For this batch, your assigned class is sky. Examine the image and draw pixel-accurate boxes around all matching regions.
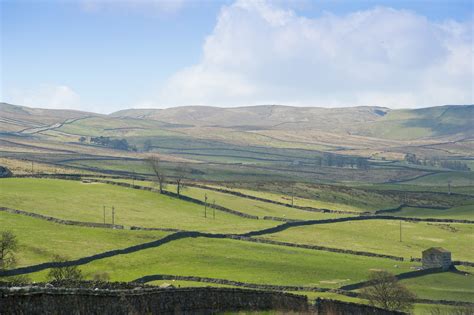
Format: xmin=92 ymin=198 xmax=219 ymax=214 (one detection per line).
xmin=1 ymin=0 xmax=473 ymax=113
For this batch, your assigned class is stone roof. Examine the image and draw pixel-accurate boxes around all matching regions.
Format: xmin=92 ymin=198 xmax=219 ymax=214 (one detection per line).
xmin=422 ymin=247 xmax=450 ymax=254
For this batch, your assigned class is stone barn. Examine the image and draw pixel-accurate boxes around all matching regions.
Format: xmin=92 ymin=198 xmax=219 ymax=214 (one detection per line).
xmin=422 ymin=247 xmax=452 ymax=270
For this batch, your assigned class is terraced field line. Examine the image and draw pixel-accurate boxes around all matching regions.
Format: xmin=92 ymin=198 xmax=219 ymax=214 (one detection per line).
xmin=2 ymin=206 xmax=474 ymax=278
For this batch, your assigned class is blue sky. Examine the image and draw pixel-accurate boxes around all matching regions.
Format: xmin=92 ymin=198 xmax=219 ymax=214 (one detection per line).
xmin=1 ymin=0 xmax=473 ymax=113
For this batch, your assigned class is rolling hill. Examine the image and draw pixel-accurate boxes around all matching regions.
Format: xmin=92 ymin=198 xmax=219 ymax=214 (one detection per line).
xmin=2 ymin=102 xmax=472 ymax=141
xmin=111 ymin=104 xmax=474 ymax=140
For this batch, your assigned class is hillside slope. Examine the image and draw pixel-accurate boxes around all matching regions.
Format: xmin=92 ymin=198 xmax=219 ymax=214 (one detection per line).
xmin=112 ymin=104 xmax=473 ymax=140
xmin=0 ymin=103 xmax=98 ymax=133
xmin=111 ymin=105 xmax=389 ymax=130
xmin=1 ymin=103 xmax=472 ymax=141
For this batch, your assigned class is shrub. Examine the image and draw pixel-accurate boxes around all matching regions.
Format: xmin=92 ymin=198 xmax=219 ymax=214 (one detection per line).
xmin=47 ymin=255 xmax=83 ymax=282
xmin=0 ymin=231 xmax=18 ymax=271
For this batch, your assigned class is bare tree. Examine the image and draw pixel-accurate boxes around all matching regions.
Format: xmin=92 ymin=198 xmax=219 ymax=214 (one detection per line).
xmin=0 ymin=231 xmax=18 ymax=271
xmin=47 ymin=255 xmax=83 ymax=282
xmin=175 ymin=165 xmax=188 ymax=198
xmin=361 ymin=270 xmax=416 ymax=313
xmin=147 ymin=155 xmax=166 ymax=193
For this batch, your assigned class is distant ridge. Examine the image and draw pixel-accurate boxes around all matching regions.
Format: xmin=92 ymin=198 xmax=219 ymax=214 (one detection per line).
xmin=1 ymin=102 xmax=472 ymax=140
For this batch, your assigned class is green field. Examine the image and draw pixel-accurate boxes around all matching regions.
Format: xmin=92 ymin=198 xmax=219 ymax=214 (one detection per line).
xmin=390 ymin=204 xmax=474 ymax=220
xmin=1 ymin=176 xmax=473 ymax=311
xmin=262 ymin=219 xmax=474 ymax=261
xmin=89 ymin=178 xmax=355 ymax=220
xmin=403 ymin=171 xmax=474 ymax=186
xmin=0 ymin=211 xmax=169 ymax=267
xmin=0 ymin=178 xmax=277 ymax=233
xmin=26 ymin=236 xmax=413 ymax=288
xmin=205 ymin=184 xmax=372 ymax=213
xmin=170 ymin=184 xmax=351 ymax=220
xmin=400 ymin=270 xmax=474 ymax=303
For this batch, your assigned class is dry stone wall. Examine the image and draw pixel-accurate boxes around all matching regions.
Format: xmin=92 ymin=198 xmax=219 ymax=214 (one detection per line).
xmin=0 ymin=207 xmax=124 ymax=229
xmin=1 ymin=287 xmax=308 ymax=315
xmin=0 ymin=286 xmax=406 ymax=315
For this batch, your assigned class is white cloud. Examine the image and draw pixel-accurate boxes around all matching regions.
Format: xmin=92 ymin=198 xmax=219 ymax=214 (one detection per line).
xmin=5 ymin=84 xmax=82 ymax=110
xmin=158 ymin=0 xmax=474 ymax=108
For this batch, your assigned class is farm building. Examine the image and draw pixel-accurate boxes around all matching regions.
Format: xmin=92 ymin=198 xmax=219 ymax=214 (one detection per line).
xmin=422 ymin=247 xmax=452 ymax=270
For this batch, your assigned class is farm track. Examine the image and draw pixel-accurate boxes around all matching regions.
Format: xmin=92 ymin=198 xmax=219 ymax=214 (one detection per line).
xmin=17 ymin=116 xmax=92 ymax=135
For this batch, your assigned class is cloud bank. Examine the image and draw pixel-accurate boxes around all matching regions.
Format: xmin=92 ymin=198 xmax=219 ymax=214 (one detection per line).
xmin=5 ymin=85 xmax=82 ymax=110
xmin=158 ymin=0 xmax=473 ymax=108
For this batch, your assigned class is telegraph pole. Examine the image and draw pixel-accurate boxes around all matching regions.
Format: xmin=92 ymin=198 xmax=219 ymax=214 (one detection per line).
xmin=448 ymin=180 xmax=452 ymax=195
xmin=112 ymin=206 xmax=115 ymax=227
xmin=204 ymin=194 xmax=208 ymax=218
xmin=399 ymin=220 xmax=402 ymax=242
xmin=103 ymin=206 xmax=106 ymax=224
xmin=213 ymin=200 xmax=216 ymax=219
xmin=291 ymin=184 xmax=294 ymax=207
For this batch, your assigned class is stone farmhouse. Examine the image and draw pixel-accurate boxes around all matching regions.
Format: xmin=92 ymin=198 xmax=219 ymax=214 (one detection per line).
xmin=422 ymin=247 xmax=452 ymax=270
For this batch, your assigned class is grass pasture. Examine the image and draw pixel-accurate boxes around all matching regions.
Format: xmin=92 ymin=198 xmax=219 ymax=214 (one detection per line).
xmin=170 ymin=184 xmax=351 ymax=220
xmin=0 ymin=177 xmax=472 ymax=310
xmin=400 ymin=269 xmax=474 ymax=303
xmin=204 ymin=184 xmax=371 ymax=213
xmin=390 ymin=204 xmax=474 ymax=220
xmin=0 ymin=178 xmax=277 ymax=233
xmin=88 ymin=178 xmax=354 ymax=220
xmin=0 ymin=211 xmax=169 ymax=267
xmin=402 ymin=171 xmax=474 ymax=187
xmin=262 ymin=220 xmax=474 ymax=261
xmin=25 ymin=236 xmax=413 ymax=288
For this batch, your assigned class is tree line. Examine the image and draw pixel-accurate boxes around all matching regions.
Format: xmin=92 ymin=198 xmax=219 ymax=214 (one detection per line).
xmin=405 ymin=153 xmax=470 ymax=171
xmin=79 ymin=136 xmax=137 ymax=152
xmin=314 ymin=153 xmax=370 ymax=170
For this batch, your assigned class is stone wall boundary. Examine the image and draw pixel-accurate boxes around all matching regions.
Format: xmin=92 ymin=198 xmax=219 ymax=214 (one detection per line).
xmin=86 ymin=178 xmax=260 ymax=220
xmin=187 ymin=183 xmax=364 ymax=215
xmin=0 ymin=207 xmax=124 ymax=230
xmin=0 ymin=286 xmax=309 ymax=315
